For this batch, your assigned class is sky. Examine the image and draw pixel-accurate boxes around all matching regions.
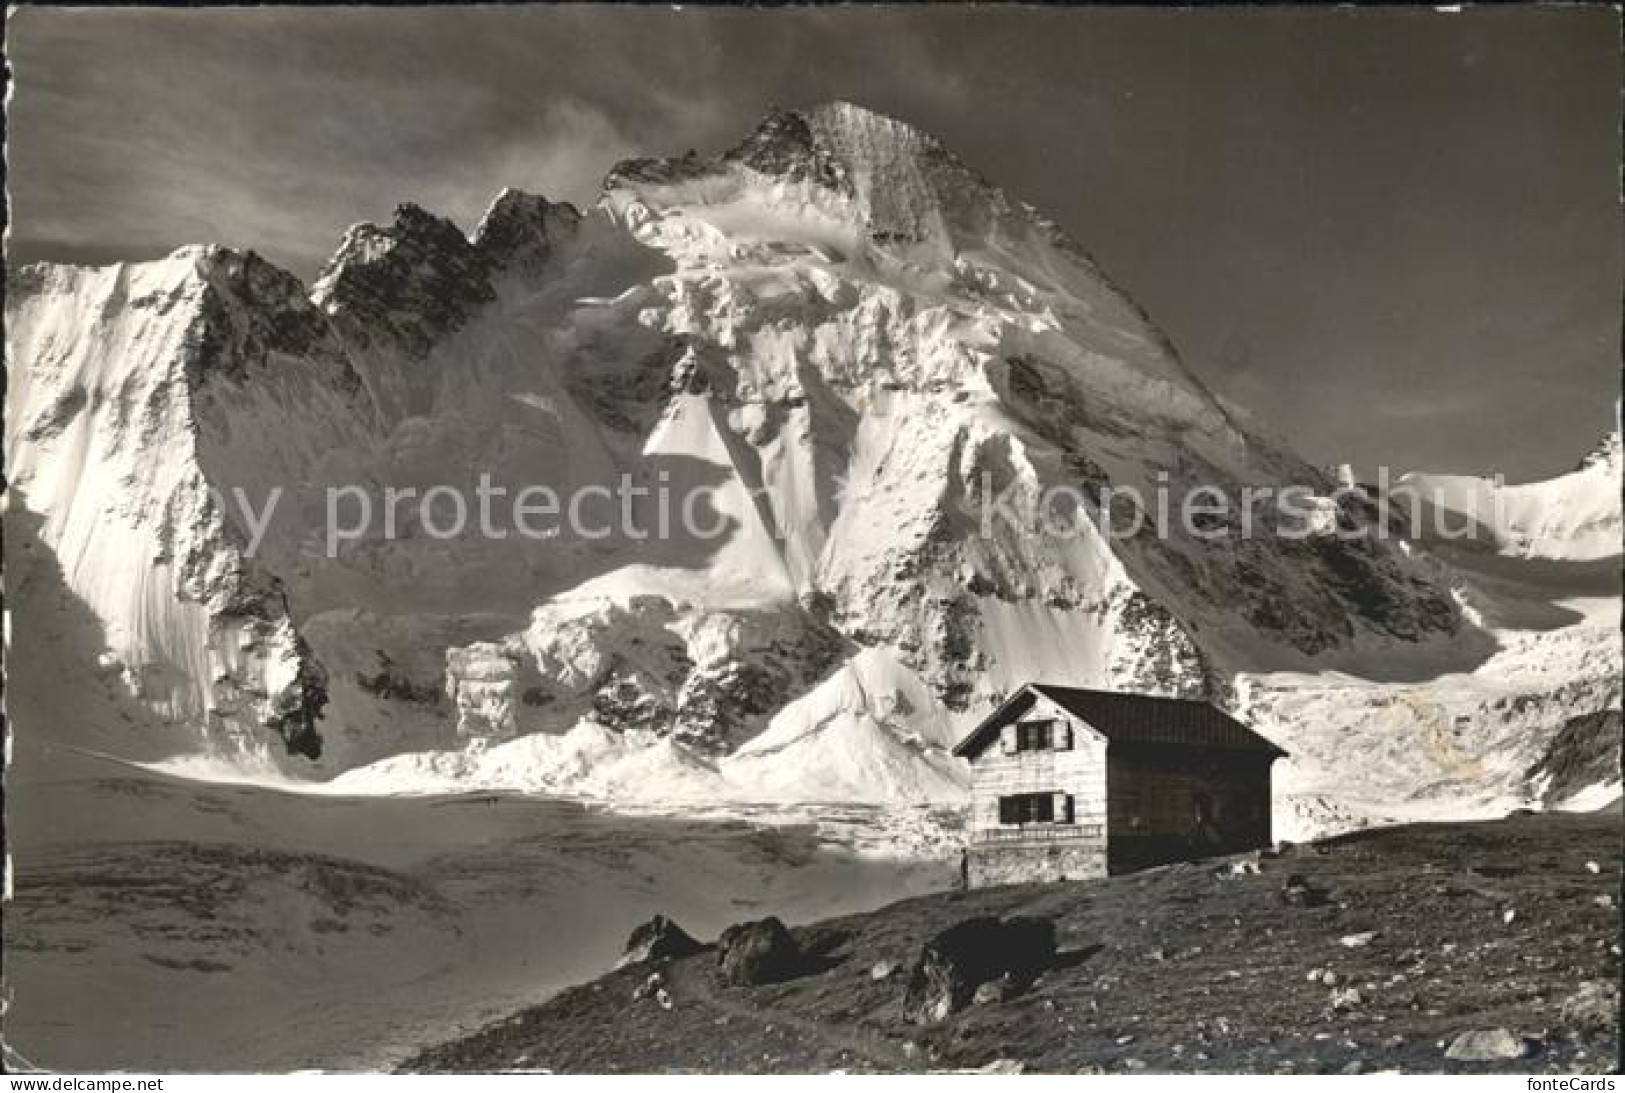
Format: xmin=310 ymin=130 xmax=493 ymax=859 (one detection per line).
xmin=6 ymin=6 xmax=1620 ymax=479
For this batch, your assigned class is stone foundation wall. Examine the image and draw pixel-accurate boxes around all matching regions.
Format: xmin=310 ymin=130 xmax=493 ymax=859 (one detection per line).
xmin=966 ymin=839 xmax=1107 ymax=887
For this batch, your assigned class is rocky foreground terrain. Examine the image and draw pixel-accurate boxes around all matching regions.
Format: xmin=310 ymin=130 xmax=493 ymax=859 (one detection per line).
xmin=406 ymin=807 xmax=1621 ymax=1074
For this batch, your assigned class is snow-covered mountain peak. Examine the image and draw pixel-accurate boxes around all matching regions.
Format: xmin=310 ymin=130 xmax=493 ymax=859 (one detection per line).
xmin=1398 ymin=426 xmax=1622 ymax=563
xmin=800 ymin=98 xmax=936 ymax=145
xmin=311 ymin=203 xmax=499 ymax=358
xmin=184 ymin=246 xmax=364 ymax=395
xmin=19 ymin=102 xmax=1605 ymax=822
xmin=796 ymin=100 xmax=1015 ymax=244
xmin=311 ymin=192 xmax=580 ymax=350
xmin=4 ymin=243 xmax=365 ymax=765
xmin=600 ymin=100 xmax=1042 ymax=259
xmin=318 ymin=203 xmax=473 ymax=277
xmin=472 ymin=188 xmax=582 ymax=276
xmin=305 ymin=191 xmax=586 ymax=423
xmin=721 ymin=105 xmax=854 ymax=193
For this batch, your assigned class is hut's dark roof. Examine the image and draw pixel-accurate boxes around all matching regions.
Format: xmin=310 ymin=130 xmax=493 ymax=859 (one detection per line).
xmin=952 ymin=684 xmax=1287 ymax=758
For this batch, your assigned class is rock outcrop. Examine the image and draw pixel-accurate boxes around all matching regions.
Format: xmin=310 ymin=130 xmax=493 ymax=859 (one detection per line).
xmin=716 ymin=917 xmax=806 ymax=986
xmin=620 ymin=915 xmax=706 ymax=968
xmin=902 ymin=915 xmax=1057 ymax=1023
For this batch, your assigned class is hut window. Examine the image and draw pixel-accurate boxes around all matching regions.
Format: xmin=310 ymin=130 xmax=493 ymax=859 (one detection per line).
xmin=1018 ymin=721 xmax=1049 ymax=751
xmin=998 ymin=792 xmax=1068 ymax=825
xmin=997 ymin=718 xmax=1075 ymax=755
xmin=1016 ymin=719 xmax=1071 ymax=751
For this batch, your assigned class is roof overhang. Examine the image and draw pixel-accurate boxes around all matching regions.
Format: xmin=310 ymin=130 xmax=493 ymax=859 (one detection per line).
xmin=951 ymin=682 xmax=1288 ymax=760
xmin=951 ymin=684 xmax=1042 ymax=759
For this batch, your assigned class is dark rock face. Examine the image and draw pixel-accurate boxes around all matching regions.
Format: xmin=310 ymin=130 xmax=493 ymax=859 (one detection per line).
xmin=669 ymin=620 xmax=848 ymax=754
xmin=723 ymin=108 xmax=852 ymax=195
xmin=716 ymin=917 xmax=806 ymax=986
xmin=903 ymin=916 xmax=1057 ymax=1024
xmin=1522 ymin=710 xmax=1623 ymax=805
xmin=621 ymin=915 xmax=705 ymax=967
xmin=315 ymin=191 xmax=577 ymax=360
xmin=547 ymin=601 xmax=848 ymax=755
xmin=263 ymin=632 xmax=329 ymax=760
xmin=22 ymin=383 xmax=90 ymax=444
xmin=310 ymin=193 xmax=579 ymax=426
xmin=601 ymin=151 xmax=716 ymax=192
xmin=602 ymin=107 xmax=853 ymax=197
xmin=315 ymin=203 xmax=498 ymax=361
xmin=189 ymin=247 xmax=363 ymax=392
xmin=992 ymin=347 xmax=1464 ymax=658
xmin=1108 ymin=586 xmax=1211 ymax=699
xmin=473 ymin=189 xmax=581 ymax=277
xmin=565 ymin=340 xmax=682 ymax=438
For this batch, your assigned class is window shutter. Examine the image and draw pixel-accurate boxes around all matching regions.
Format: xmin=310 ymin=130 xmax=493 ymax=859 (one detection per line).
xmin=1053 ymin=721 xmax=1073 ymax=750
xmin=1053 ymin=792 xmax=1073 ymax=824
xmin=1000 ymin=725 xmax=1017 ymax=754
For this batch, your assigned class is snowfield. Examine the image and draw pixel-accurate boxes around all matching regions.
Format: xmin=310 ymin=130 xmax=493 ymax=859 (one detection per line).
xmin=1398 ymin=428 xmax=1621 ymax=563
xmin=4 ymin=741 xmax=959 ymax=1070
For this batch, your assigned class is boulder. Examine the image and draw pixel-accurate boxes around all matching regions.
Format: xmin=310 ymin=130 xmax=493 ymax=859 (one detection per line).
xmin=619 ymin=914 xmax=706 ymax=967
xmin=1444 ymin=1029 xmax=1532 ymax=1062
xmin=903 ymin=915 xmax=1057 ymax=1023
xmin=716 ymin=916 xmax=805 ymax=986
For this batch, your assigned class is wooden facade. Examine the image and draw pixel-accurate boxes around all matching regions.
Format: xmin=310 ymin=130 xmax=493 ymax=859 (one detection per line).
xmin=953 ymin=684 xmax=1285 ymax=887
